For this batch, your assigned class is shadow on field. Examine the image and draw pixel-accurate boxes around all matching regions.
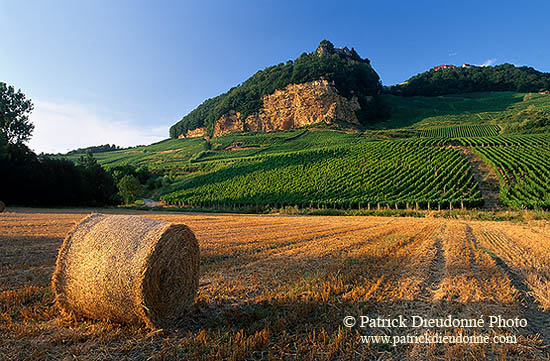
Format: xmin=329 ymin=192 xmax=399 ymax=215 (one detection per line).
xmin=2 ymin=242 xmax=548 ymax=360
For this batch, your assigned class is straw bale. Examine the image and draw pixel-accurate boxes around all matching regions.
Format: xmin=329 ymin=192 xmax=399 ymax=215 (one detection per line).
xmin=51 ymin=213 xmax=199 ymax=328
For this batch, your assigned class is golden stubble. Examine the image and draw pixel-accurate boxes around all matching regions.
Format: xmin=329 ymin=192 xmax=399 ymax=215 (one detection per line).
xmin=1 ymin=210 xmax=549 ymax=360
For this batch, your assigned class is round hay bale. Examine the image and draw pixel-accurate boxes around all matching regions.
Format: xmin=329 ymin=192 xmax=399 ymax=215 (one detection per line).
xmin=0 ymin=200 xmax=4 ymax=213
xmin=51 ymin=213 xmax=199 ymax=328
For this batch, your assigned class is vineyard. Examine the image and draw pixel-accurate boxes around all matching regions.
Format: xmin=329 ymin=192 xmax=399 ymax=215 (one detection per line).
xmin=48 ymin=91 xmax=550 ymax=212
xmin=474 ymin=144 xmax=550 ymax=209
xmin=417 ymin=124 xmax=500 ymax=138
xmin=455 ymin=133 xmax=550 ymax=147
xmin=161 ymin=140 xmax=483 ymax=210
xmin=159 ymin=131 xmax=550 ymax=210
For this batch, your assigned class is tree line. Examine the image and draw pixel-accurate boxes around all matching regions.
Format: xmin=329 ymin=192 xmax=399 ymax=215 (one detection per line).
xmin=0 ymin=82 xmax=156 ymax=207
xmin=65 ymin=144 xmax=122 ymax=155
xmin=391 ymin=64 xmax=550 ymax=96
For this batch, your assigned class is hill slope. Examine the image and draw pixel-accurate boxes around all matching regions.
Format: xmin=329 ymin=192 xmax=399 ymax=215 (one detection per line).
xmin=391 ymin=63 xmax=550 ymax=96
xmin=67 ymin=91 xmax=550 ymax=170
xmin=170 ymin=40 xmax=384 ymax=138
xmin=379 ymin=91 xmax=550 ymax=134
xmin=57 ymin=91 xmax=550 ymax=211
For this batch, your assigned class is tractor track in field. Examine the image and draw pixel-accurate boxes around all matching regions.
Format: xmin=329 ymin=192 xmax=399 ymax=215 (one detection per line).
xmin=201 ymin=220 xmax=396 ymax=269
xmin=492 ymin=254 xmax=550 ymax=352
xmin=422 ymin=224 xmax=447 ymax=302
xmin=480 ymin=229 xmax=550 ymax=352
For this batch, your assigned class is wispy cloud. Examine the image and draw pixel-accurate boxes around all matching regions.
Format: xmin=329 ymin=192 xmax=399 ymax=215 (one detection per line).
xmin=449 ymin=51 xmax=458 ymax=57
xmin=28 ymin=100 xmax=168 ymax=154
xmin=480 ymin=58 xmax=497 ymax=67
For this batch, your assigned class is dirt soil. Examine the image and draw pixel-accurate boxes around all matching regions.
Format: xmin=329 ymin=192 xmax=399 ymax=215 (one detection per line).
xmin=458 ymin=147 xmax=502 ymax=209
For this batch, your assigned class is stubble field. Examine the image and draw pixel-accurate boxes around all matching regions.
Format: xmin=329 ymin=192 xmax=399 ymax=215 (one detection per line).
xmin=1 ymin=209 xmax=549 ymax=360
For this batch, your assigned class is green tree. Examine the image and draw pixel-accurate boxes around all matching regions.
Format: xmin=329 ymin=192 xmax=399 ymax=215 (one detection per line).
xmin=0 ymin=82 xmax=34 ymax=144
xmin=392 ymin=64 xmax=550 ymax=96
xmin=117 ymin=175 xmax=142 ymax=204
xmin=76 ymin=149 xmax=99 ymax=169
xmin=0 ymin=133 xmax=8 ymax=160
xmin=0 ymin=84 xmax=119 ymax=207
xmin=76 ymin=150 xmax=119 ymax=205
xmin=108 ymin=163 xmax=153 ymax=185
xmin=169 ymin=41 xmax=383 ymax=138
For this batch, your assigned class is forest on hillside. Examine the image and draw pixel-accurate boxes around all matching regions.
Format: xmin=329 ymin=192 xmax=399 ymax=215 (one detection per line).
xmin=391 ymin=64 xmax=550 ymax=96
xmin=170 ymin=40 xmax=384 ymax=138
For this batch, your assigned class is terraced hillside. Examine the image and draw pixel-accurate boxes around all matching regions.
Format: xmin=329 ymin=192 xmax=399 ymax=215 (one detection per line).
xmin=417 ymin=124 xmax=500 ymax=137
xmin=54 ymin=91 xmax=550 ymax=210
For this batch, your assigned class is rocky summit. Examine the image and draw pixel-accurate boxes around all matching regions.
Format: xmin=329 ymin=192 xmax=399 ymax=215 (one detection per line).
xmin=170 ymin=40 xmax=384 ymax=139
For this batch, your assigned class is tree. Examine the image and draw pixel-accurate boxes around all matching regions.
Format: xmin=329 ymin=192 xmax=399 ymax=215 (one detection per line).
xmin=0 ymin=82 xmax=34 ymax=144
xmin=117 ymin=175 xmax=142 ymax=204
xmin=392 ymin=64 xmax=550 ymax=96
xmin=76 ymin=149 xmax=99 ymax=169
xmin=76 ymin=150 xmax=119 ymax=205
xmin=0 ymin=133 xmax=8 ymax=160
xmin=0 ymin=84 xmax=120 ymax=207
xmin=108 ymin=163 xmax=154 ymax=185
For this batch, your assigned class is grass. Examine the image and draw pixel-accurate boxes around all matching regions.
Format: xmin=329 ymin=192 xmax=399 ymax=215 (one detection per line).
xmin=379 ymin=92 xmax=550 ymax=132
xmin=376 ymin=91 xmax=526 ymax=129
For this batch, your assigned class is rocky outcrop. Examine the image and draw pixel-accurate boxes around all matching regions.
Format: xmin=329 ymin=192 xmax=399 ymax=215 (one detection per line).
xmin=316 ymin=44 xmax=353 ymax=58
xmin=212 ymin=80 xmax=361 ymax=137
xmin=178 ymin=127 xmax=206 ymax=138
xmin=213 ymin=111 xmax=244 ymax=137
xmin=315 ymin=40 xmax=368 ymax=64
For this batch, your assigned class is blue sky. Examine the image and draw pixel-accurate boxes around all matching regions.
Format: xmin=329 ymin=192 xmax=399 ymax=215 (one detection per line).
xmin=1 ymin=0 xmax=549 ymax=153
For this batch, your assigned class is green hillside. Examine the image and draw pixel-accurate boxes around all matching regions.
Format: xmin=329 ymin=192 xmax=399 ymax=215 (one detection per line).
xmin=391 ymin=63 xmax=550 ymax=96
xmin=55 ymin=91 xmax=550 ymax=210
xmin=158 ymin=131 xmax=549 ymax=210
xmin=161 ymin=139 xmax=484 ymax=209
xmin=378 ymin=91 xmax=549 ymax=132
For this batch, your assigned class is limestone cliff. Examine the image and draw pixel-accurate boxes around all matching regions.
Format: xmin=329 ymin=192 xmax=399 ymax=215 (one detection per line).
xmin=212 ymin=80 xmax=361 ymax=137
xmin=178 ymin=127 xmax=206 ymax=138
xmin=213 ymin=111 xmax=244 ymax=137
xmin=170 ymin=40 xmax=383 ymax=139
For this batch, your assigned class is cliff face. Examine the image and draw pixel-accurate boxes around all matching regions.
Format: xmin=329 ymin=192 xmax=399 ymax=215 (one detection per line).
xmin=214 ymin=111 xmax=244 ymax=137
xmin=178 ymin=127 xmax=206 ymax=138
xmin=170 ymin=40 xmax=383 ymax=139
xmin=212 ymin=80 xmax=361 ymax=137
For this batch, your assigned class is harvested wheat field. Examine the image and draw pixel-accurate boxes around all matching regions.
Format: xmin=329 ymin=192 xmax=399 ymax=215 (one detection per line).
xmin=1 ymin=209 xmax=550 ymax=360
